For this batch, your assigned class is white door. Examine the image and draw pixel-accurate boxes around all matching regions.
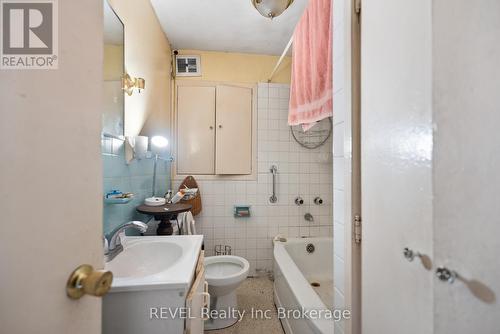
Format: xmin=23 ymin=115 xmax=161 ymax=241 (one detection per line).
xmin=215 ymin=85 xmax=252 ymax=175
xmin=177 ymin=86 xmax=216 ymax=174
xmin=0 ymin=0 xmax=104 ymax=331
xmin=432 ymin=1 xmax=500 ymax=333
xmin=361 ymin=0 xmax=433 ymax=333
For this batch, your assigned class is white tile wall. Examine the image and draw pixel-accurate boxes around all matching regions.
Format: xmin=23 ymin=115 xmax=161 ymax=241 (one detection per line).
xmin=175 ymin=83 xmax=333 ymax=276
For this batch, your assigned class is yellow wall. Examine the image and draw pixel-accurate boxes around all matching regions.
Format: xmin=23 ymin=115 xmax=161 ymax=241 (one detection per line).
xmin=109 ymin=0 xmax=172 ymax=139
xmin=177 ymin=49 xmax=291 ymax=84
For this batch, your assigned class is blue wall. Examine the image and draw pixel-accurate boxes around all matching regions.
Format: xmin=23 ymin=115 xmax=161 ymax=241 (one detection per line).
xmin=102 ymin=143 xmax=169 ymax=236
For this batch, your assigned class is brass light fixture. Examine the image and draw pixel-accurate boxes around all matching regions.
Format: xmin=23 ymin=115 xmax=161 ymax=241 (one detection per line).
xmin=252 ymin=0 xmax=294 ymax=19
xmin=122 ymin=73 xmax=145 ymax=96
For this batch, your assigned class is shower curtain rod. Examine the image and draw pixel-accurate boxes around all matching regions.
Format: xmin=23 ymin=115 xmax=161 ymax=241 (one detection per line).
xmin=268 ymin=35 xmax=293 ymax=82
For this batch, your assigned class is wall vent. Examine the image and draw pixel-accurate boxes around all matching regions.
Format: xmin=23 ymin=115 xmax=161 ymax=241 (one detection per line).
xmin=176 ymin=55 xmax=201 ymax=77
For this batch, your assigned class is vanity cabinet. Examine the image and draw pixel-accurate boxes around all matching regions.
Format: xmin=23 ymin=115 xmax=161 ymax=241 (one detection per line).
xmin=102 ymin=239 xmax=208 ymax=334
xmin=176 ymin=83 xmax=254 ymax=176
xmin=185 ymin=251 xmax=208 ymax=334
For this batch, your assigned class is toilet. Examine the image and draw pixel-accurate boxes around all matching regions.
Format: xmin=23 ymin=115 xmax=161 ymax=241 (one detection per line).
xmin=204 ymin=255 xmax=250 ymax=330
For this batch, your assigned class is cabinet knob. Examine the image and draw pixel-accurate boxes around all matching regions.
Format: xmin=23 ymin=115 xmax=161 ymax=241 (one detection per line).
xmin=218 ymin=125 xmax=222 ymax=129
xmin=209 ymin=126 xmax=214 ymax=130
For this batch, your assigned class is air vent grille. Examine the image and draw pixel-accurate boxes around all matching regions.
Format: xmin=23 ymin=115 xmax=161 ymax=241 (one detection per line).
xmin=176 ymin=55 xmax=201 ymax=77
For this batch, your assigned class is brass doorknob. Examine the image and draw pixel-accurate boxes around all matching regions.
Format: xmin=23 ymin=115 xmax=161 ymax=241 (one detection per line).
xmin=66 ymin=264 xmax=113 ymax=299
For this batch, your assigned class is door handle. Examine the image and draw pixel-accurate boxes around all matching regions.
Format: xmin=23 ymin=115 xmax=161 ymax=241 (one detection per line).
xmin=66 ymin=264 xmax=113 ymax=299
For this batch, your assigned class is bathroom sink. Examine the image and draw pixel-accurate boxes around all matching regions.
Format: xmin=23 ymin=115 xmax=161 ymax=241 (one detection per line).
xmin=106 ymin=241 xmax=183 ymax=278
xmin=104 ymin=235 xmax=203 ymax=292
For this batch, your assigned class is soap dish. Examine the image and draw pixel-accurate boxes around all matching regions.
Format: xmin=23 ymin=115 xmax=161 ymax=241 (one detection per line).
xmin=234 ymin=205 xmax=251 ymax=218
xmin=104 ymin=197 xmax=133 ymax=205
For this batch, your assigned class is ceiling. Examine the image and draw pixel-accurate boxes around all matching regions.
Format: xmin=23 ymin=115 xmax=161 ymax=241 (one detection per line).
xmin=150 ymin=0 xmax=308 ymax=56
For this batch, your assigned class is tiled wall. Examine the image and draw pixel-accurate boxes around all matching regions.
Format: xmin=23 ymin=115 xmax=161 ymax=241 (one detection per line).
xmin=173 ymin=83 xmax=333 ymax=276
xmin=332 ymin=0 xmax=351 ymax=333
xmin=102 ymin=141 xmax=169 ymax=235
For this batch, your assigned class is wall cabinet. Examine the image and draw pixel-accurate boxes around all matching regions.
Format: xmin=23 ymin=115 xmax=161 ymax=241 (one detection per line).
xmin=176 ymin=83 xmax=254 ymax=176
xmin=177 ymin=86 xmax=216 ymax=174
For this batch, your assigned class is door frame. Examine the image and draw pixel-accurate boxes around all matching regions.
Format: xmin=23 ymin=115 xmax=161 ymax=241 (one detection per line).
xmin=348 ymin=0 xmax=362 ymax=332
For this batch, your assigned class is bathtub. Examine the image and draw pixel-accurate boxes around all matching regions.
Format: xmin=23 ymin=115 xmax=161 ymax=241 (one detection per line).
xmin=273 ymin=237 xmax=334 ymax=334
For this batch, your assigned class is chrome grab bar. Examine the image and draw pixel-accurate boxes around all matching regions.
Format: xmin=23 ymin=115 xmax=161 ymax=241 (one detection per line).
xmin=269 ymin=165 xmax=278 ymax=203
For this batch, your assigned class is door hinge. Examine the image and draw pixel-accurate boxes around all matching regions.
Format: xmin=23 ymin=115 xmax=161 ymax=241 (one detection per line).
xmin=354 ymin=215 xmax=362 ymax=243
xmin=355 ymin=0 xmax=361 ymax=15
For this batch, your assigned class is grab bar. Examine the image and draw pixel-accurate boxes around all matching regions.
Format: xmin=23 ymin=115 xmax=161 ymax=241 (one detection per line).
xmin=269 ymin=165 xmax=278 ymax=203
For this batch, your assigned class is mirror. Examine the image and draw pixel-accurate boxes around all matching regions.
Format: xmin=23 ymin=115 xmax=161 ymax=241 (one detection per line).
xmin=103 ymin=0 xmax=124 ymax=138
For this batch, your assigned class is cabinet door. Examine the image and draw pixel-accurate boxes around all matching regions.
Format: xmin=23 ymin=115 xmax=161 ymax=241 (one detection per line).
xmin=177 ymin=86 xmax=216 ymax=174
xmin=185 ymin=267 xmax=207 ymax=334
xmin=215 ymin=85 xmax=253 ymax=174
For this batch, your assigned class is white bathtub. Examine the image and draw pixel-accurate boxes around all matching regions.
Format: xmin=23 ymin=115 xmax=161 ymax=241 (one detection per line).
xmin=273 ymin=237 xmax=334 ymax=334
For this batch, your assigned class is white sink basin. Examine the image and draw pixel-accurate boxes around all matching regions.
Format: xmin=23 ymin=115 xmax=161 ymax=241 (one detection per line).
xmin=106 ymin=241 xmax=183 ymax=278
xmin=105 ymin=235 xmax=203 ymax=292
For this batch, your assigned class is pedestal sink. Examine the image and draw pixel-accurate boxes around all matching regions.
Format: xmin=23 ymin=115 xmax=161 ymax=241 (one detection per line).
xmin=103 ymin=235 xmax=204 ymax=334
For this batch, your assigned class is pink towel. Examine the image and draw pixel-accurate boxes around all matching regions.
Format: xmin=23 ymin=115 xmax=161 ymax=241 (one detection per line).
xmin=288 ymin=0 xmax=333 ymax=131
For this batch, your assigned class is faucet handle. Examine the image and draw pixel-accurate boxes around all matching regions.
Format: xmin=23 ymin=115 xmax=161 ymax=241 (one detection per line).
xmin=103 ymin=237 xmax=109 ymax=254
xmin=129 ymin=221 xmax=148 ymax=233
xmin=115 ymin=231 xmax=126 ymax=247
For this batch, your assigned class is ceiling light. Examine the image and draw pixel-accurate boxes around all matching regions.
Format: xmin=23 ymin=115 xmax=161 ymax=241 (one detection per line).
xmin=252 ymin=0 xmax=294 ymax=19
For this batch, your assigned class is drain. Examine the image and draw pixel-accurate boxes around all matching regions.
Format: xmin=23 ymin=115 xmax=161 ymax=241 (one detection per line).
xmin=306 ymin=243 xmax=315 ymax=253
xmin=311 ymin=282 xmax=321 ymax=287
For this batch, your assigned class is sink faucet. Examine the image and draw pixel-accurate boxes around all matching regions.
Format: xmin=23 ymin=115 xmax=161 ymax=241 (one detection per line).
xmin=105 ymin=221 xmax=148 ymax=262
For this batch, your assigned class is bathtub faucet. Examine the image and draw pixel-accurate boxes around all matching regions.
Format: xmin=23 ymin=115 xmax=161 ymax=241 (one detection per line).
xmin=304 ymin=213 xmax=314 ymax=222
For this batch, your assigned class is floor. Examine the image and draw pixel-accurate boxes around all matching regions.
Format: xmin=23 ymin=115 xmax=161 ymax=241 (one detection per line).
xmin=205 ymin=277 xmax=285 ymax=334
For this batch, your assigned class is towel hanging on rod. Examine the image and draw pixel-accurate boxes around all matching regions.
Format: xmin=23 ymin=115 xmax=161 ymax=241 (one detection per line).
xmin=288 ymin=0 xmax=333 ymax=131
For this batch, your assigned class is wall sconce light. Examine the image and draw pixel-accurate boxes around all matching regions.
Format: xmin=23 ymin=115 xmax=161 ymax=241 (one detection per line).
xmin=122 ymin=73 xmax=145 ymax=96
xmin=151 ymin=136 xmax=169 ymax=150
